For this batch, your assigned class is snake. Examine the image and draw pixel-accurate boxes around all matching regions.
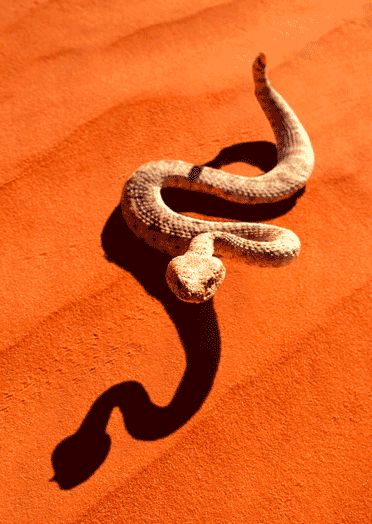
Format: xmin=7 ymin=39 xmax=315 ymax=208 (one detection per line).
xmin=121 ymin=53 xmax=315 ymax=303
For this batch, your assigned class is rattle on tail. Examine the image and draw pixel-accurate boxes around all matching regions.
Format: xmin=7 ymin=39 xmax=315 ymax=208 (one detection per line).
xmin=121 ymin=53 xmax=315 ymax=303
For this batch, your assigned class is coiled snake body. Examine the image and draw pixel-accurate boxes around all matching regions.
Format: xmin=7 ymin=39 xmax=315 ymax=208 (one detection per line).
xmin=121 ymin=54 xmax=315 ymax=303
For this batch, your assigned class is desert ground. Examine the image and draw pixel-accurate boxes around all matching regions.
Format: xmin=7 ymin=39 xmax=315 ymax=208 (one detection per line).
xmin=1 ymin=1 xmax=371 ymax=522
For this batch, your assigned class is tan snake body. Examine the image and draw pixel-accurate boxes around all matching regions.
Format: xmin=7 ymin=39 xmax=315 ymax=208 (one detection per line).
xmin=121 ymin=54 xmax=315 ymax=302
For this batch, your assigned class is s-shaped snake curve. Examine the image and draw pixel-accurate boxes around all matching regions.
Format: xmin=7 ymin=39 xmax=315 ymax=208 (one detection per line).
xmin=121 ymin=53 xmax=315 ymax=303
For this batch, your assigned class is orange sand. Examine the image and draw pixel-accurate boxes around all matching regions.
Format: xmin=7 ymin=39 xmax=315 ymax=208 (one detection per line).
xmin=1 ymin=1 xmax=371 ymax=522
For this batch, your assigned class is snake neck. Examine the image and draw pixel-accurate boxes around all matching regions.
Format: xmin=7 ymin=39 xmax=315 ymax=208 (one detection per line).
xmin=186 ymin=229 xmax=300 ymax=267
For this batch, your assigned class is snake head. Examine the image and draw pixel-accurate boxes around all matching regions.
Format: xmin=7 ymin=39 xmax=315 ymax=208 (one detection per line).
xmin=166 ymin=253 xmax=226 ymax=303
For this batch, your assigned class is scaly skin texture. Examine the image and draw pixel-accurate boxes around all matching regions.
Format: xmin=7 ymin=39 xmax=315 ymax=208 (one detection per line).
xmin=121 ymin=53 xmax=315 ymax=303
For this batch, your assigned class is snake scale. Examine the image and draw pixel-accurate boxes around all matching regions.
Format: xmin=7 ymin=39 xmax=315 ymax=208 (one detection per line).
xmin=121 ymin=53 xmax=315 ymax=303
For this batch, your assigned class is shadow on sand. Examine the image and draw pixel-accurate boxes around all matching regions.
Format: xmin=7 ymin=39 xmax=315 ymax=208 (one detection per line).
xmin=51 ymin=140 xmax=304 ymax=489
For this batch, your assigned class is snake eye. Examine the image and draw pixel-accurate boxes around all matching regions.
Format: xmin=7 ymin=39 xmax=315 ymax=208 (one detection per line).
xmin=175 ymin=277 xmax=183 ymax=289
xmin=207 ymin=277 xmax=215 ymax=288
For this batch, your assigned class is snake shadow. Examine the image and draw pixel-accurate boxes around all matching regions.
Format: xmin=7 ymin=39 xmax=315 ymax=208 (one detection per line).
xmin=51 ymin=140 xmax=305 ymax=489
